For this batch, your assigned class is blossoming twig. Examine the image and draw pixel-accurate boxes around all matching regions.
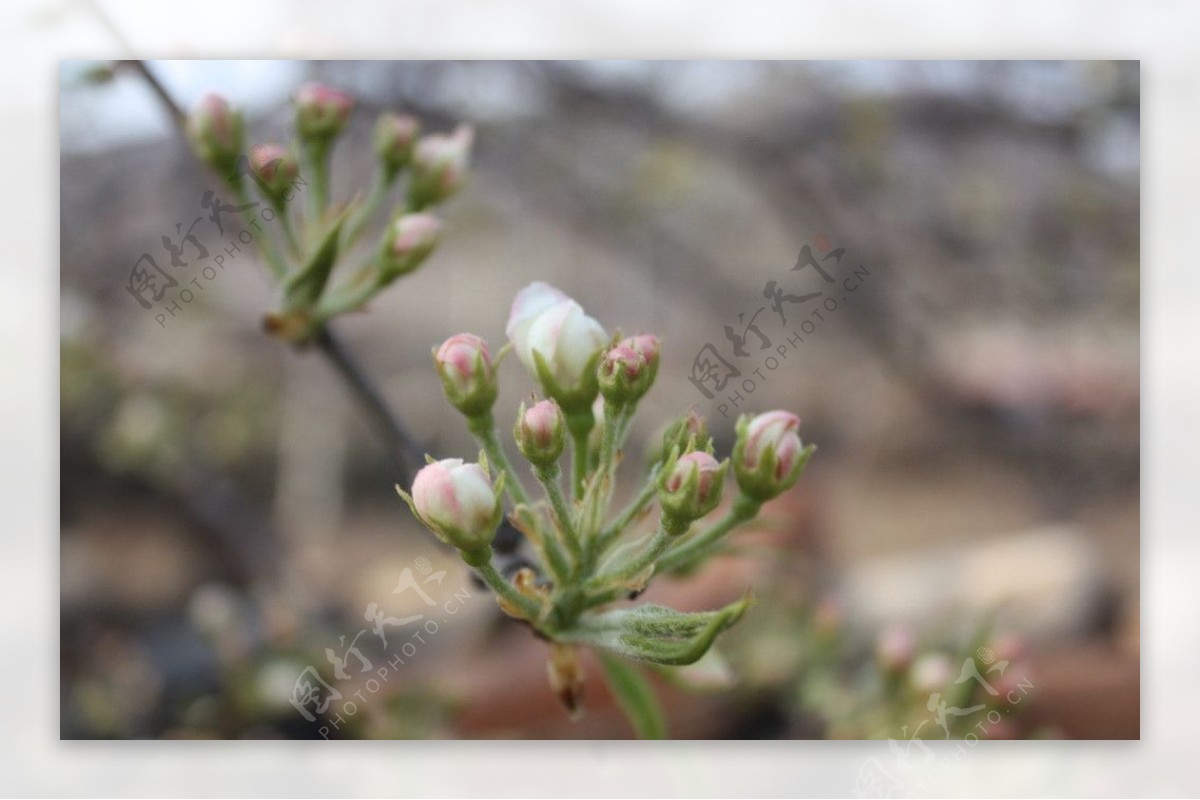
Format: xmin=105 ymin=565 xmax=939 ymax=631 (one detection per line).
xmin=407 ymin=281 xmax=816 ymax=737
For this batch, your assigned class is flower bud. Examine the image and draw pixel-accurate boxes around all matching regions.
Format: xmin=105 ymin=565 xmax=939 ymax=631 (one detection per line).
xmin=506 ymin=282 xmax=607 ymax=412
xmin=293 ymin=83 xmax=354 ymax=142
xmin=660 ymin=410 xmax=710 ymax=464
xmin=249 ymin=143 xmax=299 ymax=200
xmin=514 ymin=399 xmax=566 ymax=469
xmin=658 ymin=450 xmax=728 ymax=526
xmin=598 ymin=343 xmax=652 ymax=405
xmin=407 ymin=124 xmax=474 ymax=208
xmin=408 ymin=458 xmax=501 ymax=554
xmin=733 ymin=410 xmax=813 ymax=502
xmin=909 ymin=653 xmax=954 ymax=694
xmin=381 ymin=213 xmax=441 ymax=279
xmin=619 ymin=334 xmax=660 ymax=382
xmin=374 ymin=112 xmax=420 ymax=177
xmin=186 ymin=93 xmax=244 ymax=173
xmin=875 ymin=624 xmax=915 ymax=672
xmin=433 ymin=333 xmax=497 ymax=417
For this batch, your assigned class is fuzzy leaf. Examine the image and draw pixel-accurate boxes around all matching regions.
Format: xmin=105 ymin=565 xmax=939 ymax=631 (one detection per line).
xmin=562 ymin=594 xmax=752 ymax=666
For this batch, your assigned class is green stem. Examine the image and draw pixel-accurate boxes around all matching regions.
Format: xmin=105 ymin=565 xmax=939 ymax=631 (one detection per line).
xmin=275 ymin=199 xmax=302 ymax=258
xmin=342 ymin=170 xmax=395 ymax=247
xmin=231 ymin=179 xmax=287 ymax=279
xmin=467 ymin=413 xmax=532 ymax=508
xmin=469 ymin=556 xmax=541 ymax=620
xmin=315 ymin=267 xmax=381 ymax=322
xmin=566 ymin=411 xmax=594 ymax=501
xmin=536 ymin=465 xmax=582 ymax=566
xmin=655 ymin=494 xmax=761 ymax=575
xmin=594 ymin=463 xmax=661 ymax=556
xmin=598 ymin=652 xmax=667 ymax=739
xmin=304 ymin=139 xmax=331 ymax=223
xmin=594 ymin=515 xmax=689 ymax=588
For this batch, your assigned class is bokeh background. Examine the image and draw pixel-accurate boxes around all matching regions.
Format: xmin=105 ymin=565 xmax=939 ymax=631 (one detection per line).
xmin=59 ymin=60 xmax=1139 ymax=740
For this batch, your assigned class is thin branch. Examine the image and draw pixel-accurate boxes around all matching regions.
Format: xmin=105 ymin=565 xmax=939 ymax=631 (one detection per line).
xmin=128 ymin=60 xmax=425 ymax=487
xmin=314 ymin=324 xmax=423 ymax=486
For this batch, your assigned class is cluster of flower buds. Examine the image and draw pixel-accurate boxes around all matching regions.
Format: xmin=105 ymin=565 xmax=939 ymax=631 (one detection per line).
xmin=183 ymin=83 xmax=476 ymax=341
xmin=408 ymin=281 xmax=814 ymax=732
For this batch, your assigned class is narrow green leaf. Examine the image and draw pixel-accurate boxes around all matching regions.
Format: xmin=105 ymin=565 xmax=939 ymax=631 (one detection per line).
xmin=283 ymin=209 xmax=348 ymax=309
xmin=598 ymin=652 xmax=667 ymax=740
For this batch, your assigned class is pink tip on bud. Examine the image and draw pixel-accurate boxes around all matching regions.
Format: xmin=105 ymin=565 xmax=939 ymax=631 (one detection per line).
xmin=619 ymin=334 xmax=660 ymax=374
xmin=390 ymin=213 xmax=442 ymax=260
xmin=598 ymin=342 xmax=654 ymax=405
xmin=409 ymin=458 xmax=499 ymax=552
xmin=186 ymin=93 xmax=244 ymax=170
xmin=515 ymin=398 xmax=566 ymax=468
xmin=733 ymin=410 xmax=811 ymax=501
xmin=408 ymin=124 xmax=475 ymax=208
xmin=249 ymin=143 xmax=298 ymax=196
xmin=875 ymin=624 xmax=915 ymax=671
xmin=433 ymin=333 xmax=497 ymax=417
xmin=374 ymin=112 xmax=421 ymax=174
xmin=293 ymin=83 xmax=354 ymax=140
xmin=659 ymin=450 xmax=727 ymax=525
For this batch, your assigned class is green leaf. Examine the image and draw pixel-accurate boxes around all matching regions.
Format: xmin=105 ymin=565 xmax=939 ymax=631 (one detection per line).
xmin=562 ymin=594 xmax=752 ymax=666
xmin=655 ymin=646 xmax=736 ymax=693
xmin=283 ymin=209 xmax=348 ymax=309
xmin=598 ymin=652 xmax=667 ymax=739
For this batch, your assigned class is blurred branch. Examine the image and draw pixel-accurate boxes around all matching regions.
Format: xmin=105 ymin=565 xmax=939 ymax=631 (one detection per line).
xmin=128 ymin=60 xmax=423 ymax=487
xmin=314 ymin=324 xmax=423 ymax=482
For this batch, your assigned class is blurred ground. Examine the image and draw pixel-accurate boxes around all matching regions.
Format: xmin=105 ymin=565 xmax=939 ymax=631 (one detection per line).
xmin=59 ymin=60 xmax=1139 ymax=739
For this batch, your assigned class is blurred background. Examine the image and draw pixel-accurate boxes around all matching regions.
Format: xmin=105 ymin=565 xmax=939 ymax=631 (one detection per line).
xmin=59 ymin=60 xmax=1139 ymax=740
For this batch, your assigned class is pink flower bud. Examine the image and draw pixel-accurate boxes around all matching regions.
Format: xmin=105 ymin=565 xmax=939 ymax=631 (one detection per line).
xmin=408 ymin=124 xmax=474 ymax=208
xmin=506 ymin=282 xmax=607 ymax=409
xmin=659 ymin=450 xmax=727 ymax=524
xmin=433 ymin=333 xmax=497 ymax=417
xmin=875 ymin=624 xmax=915 ymax=671
xmin=186 ymin=93 xmax=244 ymax=171
xmin=383 ymin=213 xmax=441 ymax=277
xmin=598 ymin=343 xmax=653 ymax=404
xmin=733 ymin=410 xmax=812 ymax=501
xmin=249 ymin=143 xmax=298 ymax=197
xmin=514 ymin=399 xmax=566 ymax=468
xmin=410 ymin=458 xmax=500 ymax=552
xmin=293 ymin=83 xmax=354 ymax=140
xmin=660 ymin=409 xmax=711 ymax=463
xmin=743 ymin=411 xmax=801 ymax=476
xmin=374 ymin=112 xmax=420 ymax=174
